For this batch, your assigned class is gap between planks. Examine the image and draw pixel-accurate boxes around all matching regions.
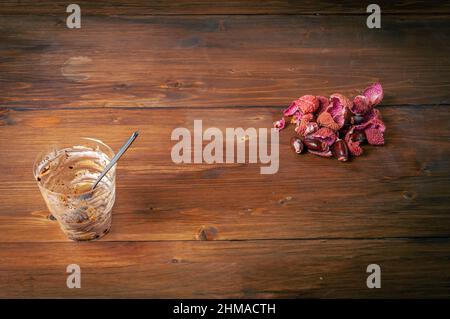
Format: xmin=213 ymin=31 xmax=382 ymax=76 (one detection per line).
xmin=4 ymin=236 xmax=450 ymax=244
xmin=2 ymin=104 xmax=450 ymax=112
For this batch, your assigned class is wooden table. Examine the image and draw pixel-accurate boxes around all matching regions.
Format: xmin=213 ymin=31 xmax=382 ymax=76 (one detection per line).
xmin=0 ymin=1 xmax=449 ymax=298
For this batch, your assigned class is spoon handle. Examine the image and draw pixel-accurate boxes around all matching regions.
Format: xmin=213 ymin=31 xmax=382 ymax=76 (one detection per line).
xmin=92 ymin=131 xmax=139 ymax=189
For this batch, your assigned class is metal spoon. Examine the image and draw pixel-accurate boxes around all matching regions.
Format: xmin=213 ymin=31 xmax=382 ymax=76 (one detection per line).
xmin=92 ymin=131 xmax=139 ymax=190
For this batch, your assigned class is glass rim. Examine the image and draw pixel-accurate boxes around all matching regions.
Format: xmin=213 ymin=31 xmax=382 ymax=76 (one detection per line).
xmin=33 ymin=137 xmax=116 ymax=197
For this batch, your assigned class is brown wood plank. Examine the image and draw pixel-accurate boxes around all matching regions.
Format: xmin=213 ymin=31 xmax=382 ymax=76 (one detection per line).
xmin=0 ymin=106 xmax=449 ymax=242
xmin=1 ymin=0 xmax=450 ymax=15
xmin=1 ymin=15 xmax=449 ymax=108
xmin=0 ymin=239 xmax=448 ymax=298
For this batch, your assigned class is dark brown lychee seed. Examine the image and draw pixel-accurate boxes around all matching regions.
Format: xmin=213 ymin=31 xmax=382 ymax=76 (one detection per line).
xmin=290 ymin=137 xmax=304 ymax=154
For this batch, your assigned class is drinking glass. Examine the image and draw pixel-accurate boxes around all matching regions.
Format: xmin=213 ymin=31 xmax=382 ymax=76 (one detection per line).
xmin=33 ymin=138 xmax=116 ymax=241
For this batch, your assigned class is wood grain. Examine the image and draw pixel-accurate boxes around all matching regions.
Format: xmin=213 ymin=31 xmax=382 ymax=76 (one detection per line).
xmin=0 ymin=106 xmax=449 ymax=242
xmin=1 ymin=0 xmax=449 ymax=299
xmin=0 ymin=239 xmax=448 ymax=298
xmin=1 ymin=15 xmax=450 ymax=108
xmin=1 ymin=0 xmax=450 ymax=15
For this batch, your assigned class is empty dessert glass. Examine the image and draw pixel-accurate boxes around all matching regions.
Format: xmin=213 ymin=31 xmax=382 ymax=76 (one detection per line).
xmin=33 ymin=138 xmax=116 ymax=241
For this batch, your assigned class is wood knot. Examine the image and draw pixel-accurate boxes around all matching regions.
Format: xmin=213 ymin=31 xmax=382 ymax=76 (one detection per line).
xmin=196 ymin=226 xmax=218 ymax=241
xmin=61 ymin=56 xmax=92 ymax=82
xmin=420 ymin=164 xmax=432 ymax=176
xmin=278 ymin=196 xmax=293 ymax=205
xmin=31 ymin=210 xmax=55 ymax=220
xmin=402 ymin=191 xmax=417 ymax=201
xmin=114 ymin=83 xmax=130 ymax=91
xmin=162 ymin=80 xmax=182 ymax=89
xmin=0 ymin=108 xmax=15 ymax=126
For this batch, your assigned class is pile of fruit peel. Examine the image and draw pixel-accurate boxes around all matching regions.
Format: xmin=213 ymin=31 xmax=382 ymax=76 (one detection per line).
xmin=274 ymin=83 xmax=386 ymax=161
